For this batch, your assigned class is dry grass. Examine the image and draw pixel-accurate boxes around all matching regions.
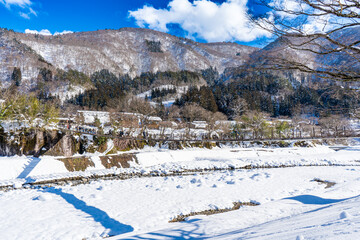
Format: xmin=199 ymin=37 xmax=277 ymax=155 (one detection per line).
xmin=59 ymin=157 xmax=95 ymax=172
xmin=169 ymin=202 xmax=259 ymax=223
xmin=312 ymin=178 xmax=336 ymax=188
xmin=100 ymin=154 xmax=138 ymax=169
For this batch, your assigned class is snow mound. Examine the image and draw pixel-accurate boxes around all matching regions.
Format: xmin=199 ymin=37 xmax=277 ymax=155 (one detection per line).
xmin=36 ymin=194 xmax=53 ymax=202
xmin=340 ymin=211 xmax=351 ymax=219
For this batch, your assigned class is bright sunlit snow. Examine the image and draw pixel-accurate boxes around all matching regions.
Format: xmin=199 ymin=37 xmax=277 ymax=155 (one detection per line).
xmin=0 ymin=144 xmax=359 ymax=239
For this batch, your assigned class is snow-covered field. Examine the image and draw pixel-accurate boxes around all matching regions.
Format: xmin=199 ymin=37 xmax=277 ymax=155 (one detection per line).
xmin=0 ymin=143 xmax=360 ymax=239
xmin=136 ymin=84 xmax=189 ymax=107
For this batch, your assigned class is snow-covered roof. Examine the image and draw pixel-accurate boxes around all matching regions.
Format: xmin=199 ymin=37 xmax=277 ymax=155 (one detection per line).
xmin=78 ymin=110 xmax=109 ymax=114
xmin=215 ymin=120 xmax=237 ymax=126
xmin=298 ymin=120 xmax=311 ymax=124
xmin=192 ymin=121 xmax=208 ymax=129
xmin=147 ymin=116 xmax=162 ymax=122
xmin=120 ymin=112 xmax=144 ymax=117
xmin=57 ymin=117 xmax=75 ymax=121
xmin=276 ymin=119 xmax=292 ymax=123
xmin=77 ymin=111 xmax=110 ymax=124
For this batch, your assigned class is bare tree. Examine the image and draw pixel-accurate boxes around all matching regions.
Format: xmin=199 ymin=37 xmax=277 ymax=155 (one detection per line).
xmin=241 ymin=111 xmax=270 ymax=139
xmin=181 ymin=103 xmax=209 ymax=122
xmin=251 ymin=0 xmax=360 ymax=81
xmin=167 ymin=105 xmax=181 ymax=121
xmin=228 ymin=97 xmax=248 ymax=120
xmin=205 ymin=111 xmax=227 ymax=139
xmin=319 ymin=115 xmax=350 ymax=136
xmin=127 ymin=96 xmax=155 ymax=116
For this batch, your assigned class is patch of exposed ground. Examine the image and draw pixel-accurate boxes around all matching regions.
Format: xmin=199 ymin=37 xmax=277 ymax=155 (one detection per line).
xmin=58 ymin=157 xmax=95 ymax=172
xmin=100 ymin=154 xmax=138 ymax=169
xmin=312 ymin=178 xmax=336 ymax=188
xmin=169 ymin=202 xmax=259 ymax=223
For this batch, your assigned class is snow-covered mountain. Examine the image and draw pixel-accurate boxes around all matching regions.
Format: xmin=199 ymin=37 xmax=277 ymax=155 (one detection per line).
xmin=0 ymin=27 xmax=257 ymax=90
xmin=0 ymin=30 xmax=54 ymax=90
xmin=245 ymin=26 xmax=360 ymax=85
xmin=1 ymin=26 xmax=359 ymax=92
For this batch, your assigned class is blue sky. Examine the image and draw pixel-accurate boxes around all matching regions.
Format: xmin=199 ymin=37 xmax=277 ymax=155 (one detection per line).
xmin=0 ymin=0 xmax=272 ymax=46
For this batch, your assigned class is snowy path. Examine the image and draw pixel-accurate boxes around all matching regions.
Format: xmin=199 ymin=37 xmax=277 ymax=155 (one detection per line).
xmin=103 ymin=139 xmax=114 ymax=155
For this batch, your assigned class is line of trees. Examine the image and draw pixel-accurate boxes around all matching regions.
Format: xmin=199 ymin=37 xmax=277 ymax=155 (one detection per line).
xmin=0 ymin=94 xmax=59 ymax=130
xmin=4 ymin=64 xmax=358 ymax=127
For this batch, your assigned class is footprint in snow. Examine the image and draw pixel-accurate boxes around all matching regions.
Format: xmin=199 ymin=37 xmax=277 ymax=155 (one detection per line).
xmin=226 ymin=179 xmax=236 ymax=185
xmin=190 ymin=178 xmax=201 ymax=184
xmin=265 ymin=173 xmax=272 ymax=178
xmin=250 ymin=173 xmax=261 ymax=180
xmin=97 ymin=186 xmax=106 ymax=191
xmin=90 ymin=194 xmax=102 ymax=200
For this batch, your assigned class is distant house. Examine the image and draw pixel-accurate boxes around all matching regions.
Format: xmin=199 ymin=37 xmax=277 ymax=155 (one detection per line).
xmin=57 ymin=117 xmax=75 ymax=129
xmin=77 ymin=111 xmax=110 ymax=125
xmin=115 ymin=112 xmax=144 ymax=128
xmin=215 ymin=120 xmax=237 ymax=128
xmin=191 ymin=121 xmax=208 ymax=129
xmin=146 ymin=116 xmax=162 ymax=123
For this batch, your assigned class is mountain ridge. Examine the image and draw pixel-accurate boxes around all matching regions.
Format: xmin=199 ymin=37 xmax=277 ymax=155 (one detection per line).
xmin=0 ymin=27 xmax=258 ymax=90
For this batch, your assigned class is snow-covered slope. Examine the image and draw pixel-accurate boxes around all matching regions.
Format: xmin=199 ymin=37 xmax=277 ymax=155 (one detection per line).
xmin=136 ymin=84 xmax=189 ymax=106
xmin=0 ymin=28 xmax=257 ymax=88
xmin=1 ymin=145 xmax=359 ymax=185
xmin=0 ymin=29 xmax=54 ymax=90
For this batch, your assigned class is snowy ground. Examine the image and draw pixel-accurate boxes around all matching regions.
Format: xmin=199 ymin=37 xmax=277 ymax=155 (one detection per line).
xmin=0 ymin=144 xmax=360 ymax=239
xmin=136 ymin=84 xmax=189 ymax=107
xmin=1 ymin=145 xmax=360 ymax=185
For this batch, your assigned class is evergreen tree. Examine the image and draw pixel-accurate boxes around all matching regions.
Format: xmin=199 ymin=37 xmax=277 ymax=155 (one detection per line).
xmin=37 ymin=68 xmax=53 ymax=82
xmin=11 ymin=67 xmax=21 ymax=86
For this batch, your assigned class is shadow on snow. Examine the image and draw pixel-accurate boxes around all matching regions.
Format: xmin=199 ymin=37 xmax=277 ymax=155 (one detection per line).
xmin=122 ymin=194 xmax=360 ymax=240
xmin=284 ymin=194 xmax=356 ymax=205
xmin=119 ymin=218 xmax=204 ymax=240
xmin=46 ymin=188 xmax=134 ymax=236
xmin=17 ymin=157 xmax=41 ymax=180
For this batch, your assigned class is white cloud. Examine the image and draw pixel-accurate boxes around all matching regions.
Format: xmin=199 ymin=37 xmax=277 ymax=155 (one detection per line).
xmin=129 ymin=0 xmax=272 ymax=42
xmin=19 ymin=11 xmax=30 ymax=19
xmin=25 ymin=29 xmax=52 ymax=35
xmin=269 ymin=0 xmax=309 ymax=19
xmin=0 ymin=0 xmax=37 ymax=19
xmin=269 ymin=0 xmax=358 ymax=35
xmin=54 ymin=30 xmax=73 ymax=35
xmin=1 ymin=0 xmax=32 ymax=8
xmin=25 ymin=29 xmax=73 ymax=36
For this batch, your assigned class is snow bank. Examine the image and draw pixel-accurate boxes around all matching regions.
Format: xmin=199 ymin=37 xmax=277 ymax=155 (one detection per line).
xmin=0 ymin=145 xmax=359 ymax=187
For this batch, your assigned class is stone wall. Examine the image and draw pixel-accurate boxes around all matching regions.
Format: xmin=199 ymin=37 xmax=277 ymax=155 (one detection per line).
xmin=0 ymin=129 xmax=63 ymax=157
